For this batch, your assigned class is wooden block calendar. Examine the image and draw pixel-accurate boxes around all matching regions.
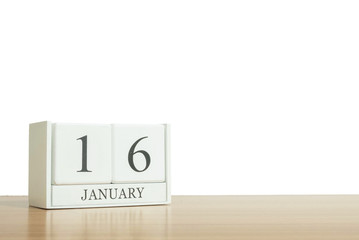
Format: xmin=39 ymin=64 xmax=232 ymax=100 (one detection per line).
xmin=29 ymin=121 xmax=171 ymax=209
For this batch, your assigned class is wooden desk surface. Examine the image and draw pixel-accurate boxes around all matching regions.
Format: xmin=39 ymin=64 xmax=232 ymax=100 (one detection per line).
xmin=1 ymin=195 xmax=359 ymax=239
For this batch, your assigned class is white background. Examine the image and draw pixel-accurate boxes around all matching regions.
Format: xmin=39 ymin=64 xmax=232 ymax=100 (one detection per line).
xmin=1 ymin=1 xmax=359 ymax=195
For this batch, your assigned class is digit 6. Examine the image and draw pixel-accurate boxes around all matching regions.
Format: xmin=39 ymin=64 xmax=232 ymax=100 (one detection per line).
xmin=128 ymin=136 xmax=151 ymax=172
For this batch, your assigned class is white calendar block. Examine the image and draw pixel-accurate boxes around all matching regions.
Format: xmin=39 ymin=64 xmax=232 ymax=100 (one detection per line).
xmin=52 ymin=123 xmax=112 ymax=185
xmin=112 ymin=124 xmax=166 ymax=183
xmin=28 ymin=121 xmax=170 ymax=209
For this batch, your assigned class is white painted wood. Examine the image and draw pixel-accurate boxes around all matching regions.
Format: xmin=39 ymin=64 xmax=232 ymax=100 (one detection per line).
xmin=112 ymin=124 xmax=166 ymax=183
xmin=52 ymin=183 xmax=167 ymax=207
xmin=29 ymin=121 xmax=52 ymax=209
xmin=29 ymin=121 xmax=170 ymax=209
xmin=52 ymin=123 xmax=112 ymax=185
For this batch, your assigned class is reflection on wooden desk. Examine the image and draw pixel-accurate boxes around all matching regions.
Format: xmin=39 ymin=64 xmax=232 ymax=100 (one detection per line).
xmin=1 ymin=195 xmax=359 ymax=239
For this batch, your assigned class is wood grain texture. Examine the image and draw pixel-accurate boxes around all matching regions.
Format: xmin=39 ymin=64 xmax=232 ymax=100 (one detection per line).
xmin=1 ymin=195 xmax=359 ymax=239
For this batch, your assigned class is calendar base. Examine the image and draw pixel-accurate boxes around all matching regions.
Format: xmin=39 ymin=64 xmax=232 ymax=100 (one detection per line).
xmin=49 ymin=182 xmax=168 ymax=208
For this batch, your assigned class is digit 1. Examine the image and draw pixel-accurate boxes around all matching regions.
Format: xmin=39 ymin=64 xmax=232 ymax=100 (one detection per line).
xmin=77 ymin=135 xmax=92 ymax=172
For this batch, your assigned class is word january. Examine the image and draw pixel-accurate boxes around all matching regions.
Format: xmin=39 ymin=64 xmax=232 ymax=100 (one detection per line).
xmin=81 ymin=187 xmax=144 ymax=201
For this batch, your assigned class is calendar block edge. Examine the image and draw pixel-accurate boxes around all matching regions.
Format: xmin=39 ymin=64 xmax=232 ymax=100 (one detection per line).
xmin=164 ymin=123 xmax=171 ymax=204
xmin=29 ymin=121 xmax=52 ymax=209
